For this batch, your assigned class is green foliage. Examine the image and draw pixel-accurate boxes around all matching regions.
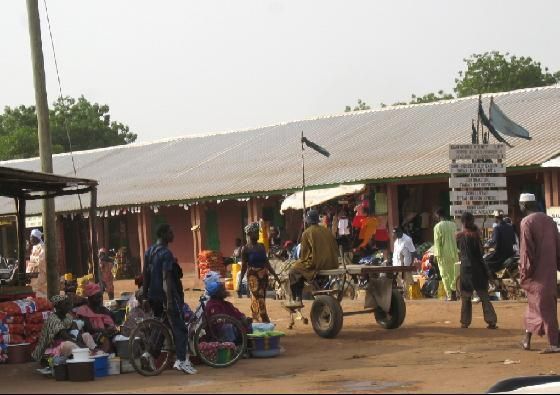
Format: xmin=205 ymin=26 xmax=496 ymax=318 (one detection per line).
xmin=380 ymin=90 xmax=453 ymax=108
xmin=454 ymin=51 xmax=559 ymax=97
xmin=0 ymin=96 xmax=137 ymax=161
xmin=410 ymin=90 xmax=454 ymax=104
xmin=345 ymin=99 xmax=371 ymax=112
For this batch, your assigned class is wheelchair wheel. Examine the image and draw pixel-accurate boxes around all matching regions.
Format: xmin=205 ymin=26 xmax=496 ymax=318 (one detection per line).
xmin=193 ymin=314 xmax=247 ymax=368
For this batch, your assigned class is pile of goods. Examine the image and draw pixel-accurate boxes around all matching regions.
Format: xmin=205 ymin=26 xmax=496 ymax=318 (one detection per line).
xmin=198 ymin=250 xmax=225 ymax=279
xmin=0 ymin=297 xmax=53 ymax=363
xmin=76 ymin=274 xmax=94 ymax=297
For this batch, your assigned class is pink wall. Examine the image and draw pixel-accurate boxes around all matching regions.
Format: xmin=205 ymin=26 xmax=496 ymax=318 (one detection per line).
xmin=216 ymin=200 xmax=244 ymax=257
xmin=158 ymin=206 xmax=194 ymax=272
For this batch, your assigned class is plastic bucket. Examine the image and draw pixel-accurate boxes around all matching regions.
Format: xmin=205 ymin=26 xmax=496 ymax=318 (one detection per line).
xmin=67 ymin=360 xmax=95 ymax=382
xmin=93 ymin=354 xmax=109 ymax=377
xmin=6 ymin=344 xmax=31 ymax=364
xmin=115 ymin=340 xmax=130 ymax=359
xmin=54 ymin=364 xmax=68 ymax=381
xmin=108 ymin=357 xmax=121 ymax=375
xmin=216 ymin=348 xmax=232 ymax=364
xmin=251 ymin=336 xmax=281 ymax=351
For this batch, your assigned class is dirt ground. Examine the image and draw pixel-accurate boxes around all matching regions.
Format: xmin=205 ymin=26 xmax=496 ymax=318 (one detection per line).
xmin=1 ymin=279 xmax=559 ymax=394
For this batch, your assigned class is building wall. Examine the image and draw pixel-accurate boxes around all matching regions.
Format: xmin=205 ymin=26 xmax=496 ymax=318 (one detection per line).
xmin=157 ymin=206 xmax=194 ymax=272
xmin=215 ymin=200 xmax=244 ymax=257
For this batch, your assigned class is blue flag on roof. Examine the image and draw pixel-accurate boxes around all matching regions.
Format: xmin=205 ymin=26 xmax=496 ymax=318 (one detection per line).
xmin=490 ymin=100 xmax=531 ymax=140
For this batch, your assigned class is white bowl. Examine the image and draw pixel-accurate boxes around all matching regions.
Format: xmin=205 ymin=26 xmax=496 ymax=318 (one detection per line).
xmin=72 ymin=348 xmax=91 ymax=361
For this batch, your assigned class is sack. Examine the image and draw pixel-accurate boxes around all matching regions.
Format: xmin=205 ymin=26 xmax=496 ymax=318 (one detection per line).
xmin=421 ymin=278 xmax=439 ymax=298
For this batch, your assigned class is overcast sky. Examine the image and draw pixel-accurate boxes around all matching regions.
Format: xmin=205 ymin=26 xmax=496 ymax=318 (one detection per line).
xmin=1 ymin=0 xmax=559 ymax=142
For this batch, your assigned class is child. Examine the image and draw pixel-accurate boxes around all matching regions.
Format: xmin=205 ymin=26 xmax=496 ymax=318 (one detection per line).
xmin=205 ymin=281 xmax=252 ymax=334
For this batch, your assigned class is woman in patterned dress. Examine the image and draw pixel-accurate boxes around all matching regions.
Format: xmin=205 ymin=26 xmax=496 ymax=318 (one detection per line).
xmin=238 ymin=222 xmax=280 ymax=323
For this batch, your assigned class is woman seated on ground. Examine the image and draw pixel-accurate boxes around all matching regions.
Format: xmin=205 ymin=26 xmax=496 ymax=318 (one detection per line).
xmin=205 ymin=281 xmax=252 ymax=334
xmin=75 ymin=282 xmax=118 ymax=353
xmin=31 ymin=295 xmax=79 ymax=362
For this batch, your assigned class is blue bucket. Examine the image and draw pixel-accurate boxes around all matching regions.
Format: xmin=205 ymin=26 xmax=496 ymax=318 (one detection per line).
xmin=93 ymin=355 xmax=109 ymax=378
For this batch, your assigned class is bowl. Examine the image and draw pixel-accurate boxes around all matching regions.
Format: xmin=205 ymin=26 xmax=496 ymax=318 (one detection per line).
xmin=72 ymin=348 xmax=91 ymax=362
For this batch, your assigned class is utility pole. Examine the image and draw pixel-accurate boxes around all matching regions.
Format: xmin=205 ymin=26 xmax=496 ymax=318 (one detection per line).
xmin=26 ymin=0 xmax=59 ymax=298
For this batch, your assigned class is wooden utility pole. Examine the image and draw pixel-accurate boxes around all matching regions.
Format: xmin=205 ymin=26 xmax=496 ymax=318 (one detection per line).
xmin=26 ymin=0 xmax=59 ymax=298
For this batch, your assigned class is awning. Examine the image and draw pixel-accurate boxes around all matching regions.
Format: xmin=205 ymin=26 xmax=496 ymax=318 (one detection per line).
xmin=281 ymin=184 xmax=365 ymax=212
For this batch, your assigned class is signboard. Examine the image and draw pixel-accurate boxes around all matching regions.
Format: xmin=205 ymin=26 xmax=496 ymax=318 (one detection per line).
xmin=25 ymin=215 xmax=42 ymax=228
xmin=449 ymin=162 xmax=506 ymax=175
xmin=449 ymin=144 xmax=506 ymax=160
xmin=547 ymin=207 xmax=560 ymax=233
xmin=0 ymin=217 xmax=15 ymax=226
xmin=450 ymin=204 xmax=509 ymax=217
xmin=450 ymin=190 xmax=508 ymax=202
xmin=449 ymin=177 xmax=507 ymax=189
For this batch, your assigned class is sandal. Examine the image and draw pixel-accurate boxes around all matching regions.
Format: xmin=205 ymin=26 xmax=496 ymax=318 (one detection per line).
xmin=487 ymin=324 xmax=498 ymax=330
xmin=520 ymin=340 xmax=530 ymax=351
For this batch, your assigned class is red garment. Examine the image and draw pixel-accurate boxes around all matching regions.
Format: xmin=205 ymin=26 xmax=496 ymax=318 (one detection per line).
xmin=375 ymin=228 xmax=389 ymax=242
xmin=519 ymin=212 xmax=560 ymax=344
xmin=75 ymin=305 xmax=115 ymax=330
xmin=205 ymin=299 xmax=250 ymax=332
xmin=352 ymin=215 xmax=366 ymax=229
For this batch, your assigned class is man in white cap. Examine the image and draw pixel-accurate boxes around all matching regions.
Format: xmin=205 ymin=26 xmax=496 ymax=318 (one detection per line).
xmin=518 ymin=193 xmax=560 ymax=353
xmin=27 ymin=229 xmax=47 ymax=297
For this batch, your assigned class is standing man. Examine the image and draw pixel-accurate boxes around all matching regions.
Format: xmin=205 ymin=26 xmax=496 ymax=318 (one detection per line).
xmin=518 ymin=193 xmax=560 ymax=353
xmin=142 ymin=224 xmax=197 ymax=374
xmin=286 ymin=210 xmax=339 ymax=307
xmin=27 ymin=229 xmax=47 ymax=298
xmin=356 ymin=207 xmax=378 ymax=251
xmin=99 ymin=248 xmax=115 ymax=300
xmin=392 ymin=227 xmax=416 ymax=291
xmin=433 ymin=208 xmax=459 ymax=301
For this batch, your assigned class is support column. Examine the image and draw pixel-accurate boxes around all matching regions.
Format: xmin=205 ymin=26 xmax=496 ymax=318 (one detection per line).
xmin=56 ymin=217 xmax=66 ymax=275
xmin=137 ymin=211 xmax=145 ymax=267
xmin=544 ymin=171 xmax=553 ymax=209
xmin=190 ymin=204 xmax=207 ymax=279
xmin=386 ymin=184 xmax=399 ymax=253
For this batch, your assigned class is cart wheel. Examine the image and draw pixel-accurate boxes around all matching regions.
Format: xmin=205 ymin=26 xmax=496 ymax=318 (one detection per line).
xmin=310 ymin=295 xmax=343 ymax=338
xmin=374 ymin=289 xmax=406 ymax=329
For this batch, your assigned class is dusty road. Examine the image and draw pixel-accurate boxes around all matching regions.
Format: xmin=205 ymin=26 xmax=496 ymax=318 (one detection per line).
xmin=1 ymin=280 xmax=559 ymax=394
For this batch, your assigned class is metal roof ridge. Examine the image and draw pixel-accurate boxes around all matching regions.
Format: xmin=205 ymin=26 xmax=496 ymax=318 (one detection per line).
xmin=2 ymin=84 xmax=558 ymax=166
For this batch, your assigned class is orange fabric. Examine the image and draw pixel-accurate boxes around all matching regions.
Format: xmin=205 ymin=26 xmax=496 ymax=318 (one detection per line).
xmin=358 ymin=217 xmax=378 ymax=248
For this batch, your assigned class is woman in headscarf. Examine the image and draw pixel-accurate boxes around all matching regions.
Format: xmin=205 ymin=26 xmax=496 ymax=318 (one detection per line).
xmin=238 ymin=222 xmax=280 ymax=323
xmin=75 ymin=282 xmax=118 ymax=352
xmin=32 ymin=295 xmax=78 ymax=361
xmin=27 ymin=229 xmax=47 ymax=298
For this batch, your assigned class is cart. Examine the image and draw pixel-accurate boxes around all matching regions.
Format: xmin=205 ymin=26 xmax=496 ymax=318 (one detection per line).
xmin=282 ymin=263 xmax=416 ymax=338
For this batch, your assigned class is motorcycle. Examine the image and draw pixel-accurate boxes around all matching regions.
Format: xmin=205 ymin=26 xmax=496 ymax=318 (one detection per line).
xmin=483 ymin=250 xmax=524 ymax=300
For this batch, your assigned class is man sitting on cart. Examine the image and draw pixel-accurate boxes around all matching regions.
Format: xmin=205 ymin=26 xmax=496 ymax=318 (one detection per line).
xmin=285 ymin=209 xmax=340 ymax=308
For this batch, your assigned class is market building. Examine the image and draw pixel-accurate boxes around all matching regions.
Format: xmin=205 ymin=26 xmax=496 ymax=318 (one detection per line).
xmin=1 ymin=86 xmax=560 ymax=282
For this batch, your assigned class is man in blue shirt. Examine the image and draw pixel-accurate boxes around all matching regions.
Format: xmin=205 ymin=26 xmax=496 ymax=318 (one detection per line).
xmin=142 ymin=224 xmax=196 ymax=375
xmin=485 ymin=210 xmax=517 ymax=276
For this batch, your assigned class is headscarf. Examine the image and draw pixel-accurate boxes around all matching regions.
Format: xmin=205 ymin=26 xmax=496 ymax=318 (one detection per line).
xmin=50 ymin=294 xmax=68 ymax=308
xmin=31 ymin=229 xmax=43 ymax=242
xmin=203 ymin=271 xmax=221 ymax=287
xmin=244 ymin=222 xmax=260 ymax=236
xmin=84 ymin=282 xmax=102 ymax=297
xmin=205 ymin=281 xmax=221 ymax=297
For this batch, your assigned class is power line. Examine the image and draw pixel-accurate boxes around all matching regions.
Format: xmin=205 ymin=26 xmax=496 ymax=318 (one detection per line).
xmin=42 ymin=0 xmax=83 ymax=210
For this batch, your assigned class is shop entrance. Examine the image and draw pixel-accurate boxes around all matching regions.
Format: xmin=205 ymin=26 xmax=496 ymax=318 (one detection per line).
xmin=205 ymin=209 xmax=220 ymax=251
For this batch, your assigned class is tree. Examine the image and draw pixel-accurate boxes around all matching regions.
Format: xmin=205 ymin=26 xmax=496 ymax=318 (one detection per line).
xmin=380 ymin=90 xmax=453 ymax=108
xmin=0 ymin=96 xmax=137 ymax=160
xmin=454 ymin=51 xmax=560 ymax=97
xmin=410 ymin=90 xmax=454 ymax=104
xmin=345 ymin=99 xmax=371 ymax=112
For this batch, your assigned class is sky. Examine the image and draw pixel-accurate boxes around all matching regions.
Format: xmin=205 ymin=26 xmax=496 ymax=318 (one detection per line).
xmin=1 ymin=0 xmax=559 ymax=142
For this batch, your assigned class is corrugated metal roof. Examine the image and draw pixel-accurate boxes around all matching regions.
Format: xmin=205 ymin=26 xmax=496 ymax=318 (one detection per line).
xmin=1 ymin=85 xmax=560 ymax=215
